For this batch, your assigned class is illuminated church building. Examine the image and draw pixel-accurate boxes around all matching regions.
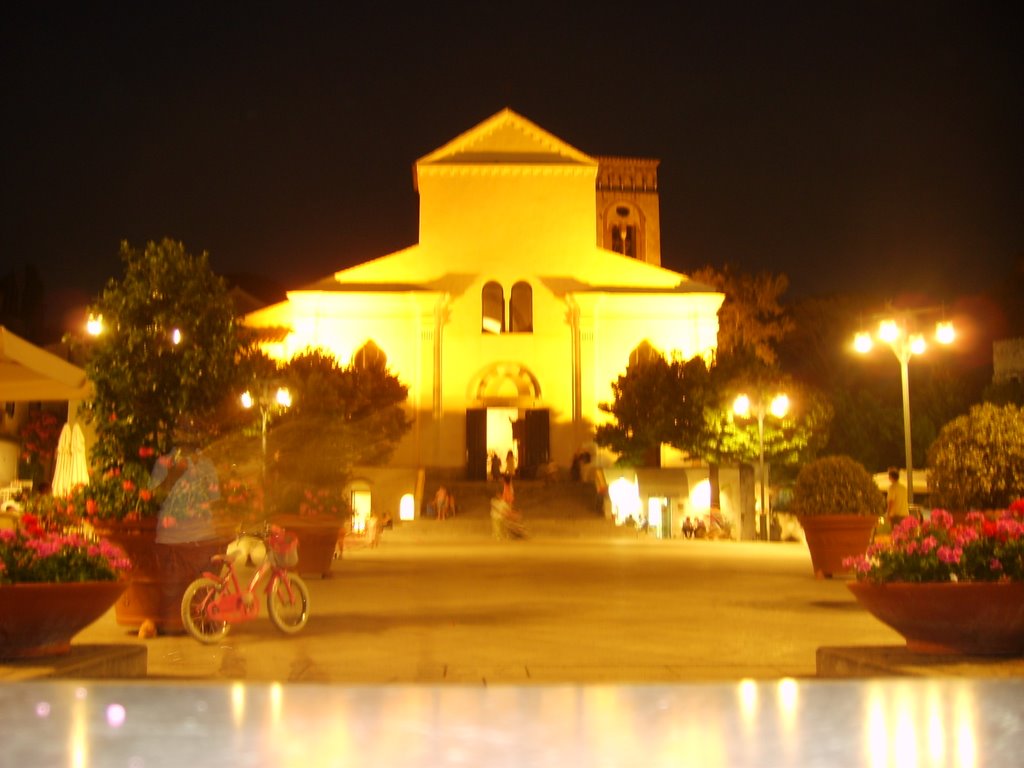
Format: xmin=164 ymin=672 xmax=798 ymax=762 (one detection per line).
xmin=245 ymin=109 xmax=724 ymax=519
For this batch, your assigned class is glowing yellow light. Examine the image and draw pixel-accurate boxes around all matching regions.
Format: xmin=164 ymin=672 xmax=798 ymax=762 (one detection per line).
xmin=893 ymin=691 xmax=919 ymax=767
xmin=878 ymin=319 xmax=900 ymax=343
xmin=171 ymin=328 xmax=182 ymax=345
xmin=775 ymin=677 xmax=799 ymax=744
xmin=269 ymin=682 xmax=283 ymax=726
xmin=770 ymin=394 xmax=789 ymax=419
xmin=86 ymin=314 xmax=103 ymax=336
xmin=925 ymin=684 xmax=946 ymax=766
xmin=689 ymin=479 xmax=711 ymax=512
xmin=733 ymin=393 xmax=751 ymax=418
xmin=954 ymin=685 xmax=978 ymax=768
xmin=737 ymin=679 xmax=758 ymax=727
xmin=70 ymin=694 xmax=88 ymax=768
xmin=936 ymin=321 xmax=955 ymax=345
xmin=647 ymin=497 xmax=664 ymax=530
xmin=909 ymin=334 xmax=927 ymax=356
xmin=607 ymin=476 xmax=641 ymax=523
xmin=231 ymin=682 xmax=246 ymax=727
xmin=399 ymin=493 xmax=416 ymax=521
xmin=854 ymin=331 xmax=873 ymax=354
xmin=275 ymin=387 xmax=292 ymax=408
xmin=241 ymin=391 xmax=254 ymax=409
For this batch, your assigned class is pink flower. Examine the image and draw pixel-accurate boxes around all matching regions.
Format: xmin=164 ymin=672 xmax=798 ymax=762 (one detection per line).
xmin=937 ymin=546 xmax=962 ymax=564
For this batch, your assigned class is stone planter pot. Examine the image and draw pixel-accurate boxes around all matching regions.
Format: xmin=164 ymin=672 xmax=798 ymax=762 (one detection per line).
xmin=270 ymin=515 xmax=343 ymax=578
xmin=94 ymin=518 xmax=229 ymax=634
xmin=848 ymin=581 xmax=1024 ymax=655
xmin=0 ymin=580 xmax=126 ymax=659
xmin=797 ymin=514 xmax=877 ymax=579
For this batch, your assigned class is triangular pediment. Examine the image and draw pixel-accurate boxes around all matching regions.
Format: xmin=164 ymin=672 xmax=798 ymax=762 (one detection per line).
xmin=416 ymin=108 xmax=596 ymax=169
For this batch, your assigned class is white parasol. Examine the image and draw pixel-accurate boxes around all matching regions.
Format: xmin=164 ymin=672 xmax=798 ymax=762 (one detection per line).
xmin=51 ymin=423 xmax=72 ymax=497
xmin=51 ymin=422 xmax=90 ymax=497
xmin=69 ymin=423 xmax=89 ymax=489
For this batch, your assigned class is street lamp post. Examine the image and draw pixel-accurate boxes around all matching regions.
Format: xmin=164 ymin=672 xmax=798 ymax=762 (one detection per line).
xmin=241 ymin=384 xmax=292 ymax=482
xmin=734 ymin=392 xmax=790 ymax=542
xmin=854 ymin=313 xmax=955 ymax=509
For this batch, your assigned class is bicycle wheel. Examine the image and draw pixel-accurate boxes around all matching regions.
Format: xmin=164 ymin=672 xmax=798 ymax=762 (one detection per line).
xmin=181 ymin=577 xmax=230 ymax=644
xmin=267 ymin=572 xmax=310 ymax=634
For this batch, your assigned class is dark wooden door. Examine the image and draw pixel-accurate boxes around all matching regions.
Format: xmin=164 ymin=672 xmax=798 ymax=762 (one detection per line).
xmin=521 ymin=409 xmax=550 ymax=479
xmin=465 ymin=408 xmax=487 ymax=480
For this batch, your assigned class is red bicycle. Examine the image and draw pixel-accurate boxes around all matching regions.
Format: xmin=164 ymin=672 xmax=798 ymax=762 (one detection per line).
xmin=180 ymin=523 xmax=310 ymax=643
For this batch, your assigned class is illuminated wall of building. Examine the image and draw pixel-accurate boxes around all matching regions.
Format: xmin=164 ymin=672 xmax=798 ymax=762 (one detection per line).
xmin=245 ymin=109 xmax=723 ymax=474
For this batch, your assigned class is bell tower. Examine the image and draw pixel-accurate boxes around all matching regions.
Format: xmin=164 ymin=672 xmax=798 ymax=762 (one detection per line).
xmin=595 ymin=157 xmax=662 ymax=267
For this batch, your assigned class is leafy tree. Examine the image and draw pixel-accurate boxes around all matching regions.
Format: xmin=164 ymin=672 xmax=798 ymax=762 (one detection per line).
xmin=690 ymin=264 xmax=794 ymax=366
xmin=268 ymin=348 xmax=411 ymax=504
xmin=697 ymin=364 xmax=834 ymax=484
xmin=595 ymin=347 xmax=713 ymax=467
xmin=928 ymin=403 xmax=1024 ymax=510
xmin=84 ymin=240 xmax=244 ymax=468
xmin=984 ymin=378 xmax=1024 ymax=407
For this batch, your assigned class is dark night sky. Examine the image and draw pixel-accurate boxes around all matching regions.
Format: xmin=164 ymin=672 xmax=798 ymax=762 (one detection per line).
xmin=3 ymin=2 xmax=1022 ymax=334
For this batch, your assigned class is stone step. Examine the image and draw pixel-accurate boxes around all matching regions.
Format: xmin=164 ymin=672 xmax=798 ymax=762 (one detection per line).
xmin=422 ymin=478 xmax=602 ymax=521
xmin=383 ymin=513 xmax=639 ymax=543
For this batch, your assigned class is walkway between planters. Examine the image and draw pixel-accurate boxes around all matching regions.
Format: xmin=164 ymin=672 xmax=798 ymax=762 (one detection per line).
xmin=5 ymin=537 xmax=1024 ymax=683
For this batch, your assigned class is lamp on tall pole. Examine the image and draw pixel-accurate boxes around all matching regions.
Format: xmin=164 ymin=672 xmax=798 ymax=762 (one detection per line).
xmin=734 ymin=392 xmax=790 ymax=541
xmin=241 ymin=384 xmax=292 ymax=482
xmin=854 ymin=312 xmax=955 ymax=508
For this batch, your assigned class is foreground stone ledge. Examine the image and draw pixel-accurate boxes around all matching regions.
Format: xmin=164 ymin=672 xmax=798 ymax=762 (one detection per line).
xmin=0 ymin=644 xmax=147 ymax=681
xmin=817 ymin=645 xmax=1024 ymax=678
xmin=4 ymin=679 xmax=1024 ymax=766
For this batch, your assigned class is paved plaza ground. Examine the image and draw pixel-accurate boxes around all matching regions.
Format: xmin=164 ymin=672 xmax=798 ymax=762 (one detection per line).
xmin=72 ymin=535 xmax=907 ymax=683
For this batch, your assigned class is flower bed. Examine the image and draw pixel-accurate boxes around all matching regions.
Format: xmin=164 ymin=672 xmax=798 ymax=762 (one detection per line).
xmin=845 ymin=501 xmax=1024 ymax=584
xmin=0 ymin=513 xmax=130 ymax=584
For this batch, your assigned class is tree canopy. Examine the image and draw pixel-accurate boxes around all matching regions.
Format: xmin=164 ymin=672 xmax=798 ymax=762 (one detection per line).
xmin=690 ymin=264 xmax=794 ymax=366
xmin=268 ymin=348 xmax=411 ymax=498
xmin=84 ymin=239 xmax=244 ymax=468
xmin=595 ymin=347 xmax=713 ymax=467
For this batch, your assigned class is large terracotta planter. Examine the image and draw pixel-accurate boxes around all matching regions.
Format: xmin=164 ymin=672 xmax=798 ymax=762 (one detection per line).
xmin=94 ymin=518 xmax=229 ymax=634
xmin=270 ymin=515 xmax=343 ymax=578
xmin=797 ymin=514 xmax=877 ymax=579
xmin=0 ymin=580 xmax=126 ymax=659
xmin=848 ymin=581 xmax=1024 ymax=655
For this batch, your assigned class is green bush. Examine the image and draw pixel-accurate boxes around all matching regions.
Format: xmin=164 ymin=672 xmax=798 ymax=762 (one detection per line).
xmin=791 ymin=455 xmax=883 ymax=516
xmin=928 ymin=403 xmax=1024 ymax=510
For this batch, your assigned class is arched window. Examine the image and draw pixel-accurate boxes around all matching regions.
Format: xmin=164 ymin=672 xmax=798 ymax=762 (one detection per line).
xmin=353 ymin=340 xmax=387 ymax=369
xmin=509 ymin=281 xmax=533 ymax=333
xmin=482 ymin=282 xmax=505 ymax=334
xmin=612 ymin=223 xmax=637 ymax=257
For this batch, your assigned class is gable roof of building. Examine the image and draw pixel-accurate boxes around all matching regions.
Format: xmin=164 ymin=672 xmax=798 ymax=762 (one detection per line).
xmin=249 ymin=110 xmax=721 ymax=318
xmin=413 ymin=108 xmax=596 ymax=189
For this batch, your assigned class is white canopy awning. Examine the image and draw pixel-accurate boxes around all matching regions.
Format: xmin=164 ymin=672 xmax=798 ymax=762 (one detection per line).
xmin=0 ymin=325 xmax=91 ymax=402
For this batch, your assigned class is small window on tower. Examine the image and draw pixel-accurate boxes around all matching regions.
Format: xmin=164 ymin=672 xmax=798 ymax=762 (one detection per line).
xmin=612 ymin=224 xmax=636 ymax=257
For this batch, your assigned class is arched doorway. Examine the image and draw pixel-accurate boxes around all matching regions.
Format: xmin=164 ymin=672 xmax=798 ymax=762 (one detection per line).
xmin=465 ymin=363 xmax=549 ymax=480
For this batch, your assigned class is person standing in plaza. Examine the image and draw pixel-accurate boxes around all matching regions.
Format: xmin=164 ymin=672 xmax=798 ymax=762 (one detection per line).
xmin=886 ymin=467 xmax=909 ymax=528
